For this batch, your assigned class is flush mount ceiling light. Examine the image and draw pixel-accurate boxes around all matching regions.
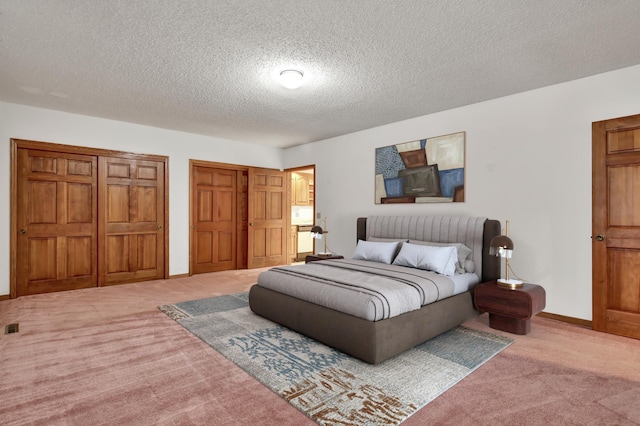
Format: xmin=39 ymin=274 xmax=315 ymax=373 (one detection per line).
xmin=279 ymin=69 xmax=304 ymax=89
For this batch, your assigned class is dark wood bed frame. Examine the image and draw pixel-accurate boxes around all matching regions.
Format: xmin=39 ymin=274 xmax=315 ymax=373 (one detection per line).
xmin=249 ymin=216 xmax=501 ymax=364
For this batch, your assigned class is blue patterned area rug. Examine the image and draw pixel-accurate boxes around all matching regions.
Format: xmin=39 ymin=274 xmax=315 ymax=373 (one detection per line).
xmin=159 ymin=293 xmax=513 ymax=426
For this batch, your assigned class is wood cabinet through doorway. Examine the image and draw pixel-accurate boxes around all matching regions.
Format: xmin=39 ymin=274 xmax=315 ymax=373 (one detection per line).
xmin=291 ymin=172 xmax=312 ymax=206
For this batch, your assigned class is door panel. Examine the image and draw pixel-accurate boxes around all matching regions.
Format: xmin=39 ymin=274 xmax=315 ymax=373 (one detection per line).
xmin=106 ymin=235 xmax=129 ymax=273
xmin=593 ymin=114 xmax=640 ymax=339
xmin=100 ymin=157 xmax=165 ymax=285
xmin=29 ymin=182 xmax=57 ymax=223
xmin=247 ymin=168 xmax=287 ymax=268
xmin=191 ymin=166 xmax=237 ymax=273
xmin=137 ymin=234 xmax=159 ymax=270
xmin=196 ymin=232 xmax=214 ymax=264
xmin=107 ymin=185 xmax=130 ymax=222
xmin=253 ymin=229 xmax=267 ymax=258
xmin=608 ymin=165 xmax=640 ymax=226
xmin=16 ymin=149 xmax=98 ymax=296
xmin=67 ymin=236 xmax=93 ymax=276
xmin=68 ymin=183 xmax=93 ymax=222
xmin=28 ymin=238 xmax=56 ymax=280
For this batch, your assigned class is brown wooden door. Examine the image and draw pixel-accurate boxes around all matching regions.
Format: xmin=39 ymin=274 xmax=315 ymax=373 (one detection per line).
xmin=16 ymin=149 xmax=98 ymax=296
xmin=593 ymin=113 xmax=640 ymax=339
xmin=99 ymin=156 xmax=166 ymax=285
xmin=237 ymin=170 xmax=249 ymax=269
xmin=191 ymin=166 xmax=237 ymax=273
xmin=247 ymin=168 xmax=288 ymax=268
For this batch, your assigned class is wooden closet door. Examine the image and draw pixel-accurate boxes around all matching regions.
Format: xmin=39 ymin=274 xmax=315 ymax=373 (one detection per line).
xmin=16 ymin=149 xmax=98 ymax=296
xmin=99 ymin=156 xmax=166 ymax=285
xmin=247 ymin=168 xmax=287 ymax=268
xmin=191 ymin=166 xmax=237 ymax=273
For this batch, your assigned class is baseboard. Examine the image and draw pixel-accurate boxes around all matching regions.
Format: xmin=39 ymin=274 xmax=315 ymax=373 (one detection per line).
xmin=169 ymin=273 xmax=190 ymax=279
xmin=537 ymin=311 xmax=592 ymax=329
xmin=0 ymin=294 xmax=9 ymax=301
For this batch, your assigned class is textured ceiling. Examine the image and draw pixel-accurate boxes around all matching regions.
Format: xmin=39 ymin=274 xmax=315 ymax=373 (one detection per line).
xmin=1 ymin=1 xmax=640 ymax=148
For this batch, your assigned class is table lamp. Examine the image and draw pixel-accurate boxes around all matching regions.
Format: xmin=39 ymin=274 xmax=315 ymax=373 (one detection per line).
xmin=310 ymin=217 xmax=331 ymax=256
xmin=489 ymin=220 xmax=523 ymax=288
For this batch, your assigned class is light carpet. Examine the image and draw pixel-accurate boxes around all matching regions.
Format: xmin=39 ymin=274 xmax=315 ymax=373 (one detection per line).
xmin=159 ymin=293 xmax=513 ymax=426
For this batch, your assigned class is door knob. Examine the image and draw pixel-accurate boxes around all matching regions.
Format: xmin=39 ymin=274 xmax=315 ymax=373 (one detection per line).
xmin=19 ymin=229 xmax=26 ymax=235
xmin=595 ymin=234 xmax=605 ymax=241
xmin=157 ymin=226 xmax=162 ymax=230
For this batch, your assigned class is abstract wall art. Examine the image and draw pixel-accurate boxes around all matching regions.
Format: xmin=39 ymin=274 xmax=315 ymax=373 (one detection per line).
xmin=375 ymin=131 xmax=465 ymax=204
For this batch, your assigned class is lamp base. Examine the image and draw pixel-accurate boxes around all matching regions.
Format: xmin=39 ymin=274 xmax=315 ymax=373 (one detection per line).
xmin=497 ymin=278 xmax=524 ymax=289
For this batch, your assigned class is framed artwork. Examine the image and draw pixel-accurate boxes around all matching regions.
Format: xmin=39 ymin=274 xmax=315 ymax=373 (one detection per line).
xmin=375 ymin=131 xmax=465 ymax=204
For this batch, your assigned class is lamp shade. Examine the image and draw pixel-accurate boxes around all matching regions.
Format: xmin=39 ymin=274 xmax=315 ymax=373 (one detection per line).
xmin=310 ymin=226 xmax=323 ymax=239
xmin=489 ymin=235 xmax=514 ymax=258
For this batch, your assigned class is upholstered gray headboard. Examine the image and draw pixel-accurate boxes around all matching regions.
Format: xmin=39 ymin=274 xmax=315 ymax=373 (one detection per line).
xmin=356 ymin=216 xmax=500 ymax=282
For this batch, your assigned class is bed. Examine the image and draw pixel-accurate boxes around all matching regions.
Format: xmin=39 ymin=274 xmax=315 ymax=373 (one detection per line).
xmin=249 ymin=215 xmax=501 ymax=364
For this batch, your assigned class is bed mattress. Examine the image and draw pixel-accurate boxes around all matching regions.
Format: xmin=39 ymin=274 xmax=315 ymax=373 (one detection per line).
xmin=256 ymin=258 xmax=480 ymax=321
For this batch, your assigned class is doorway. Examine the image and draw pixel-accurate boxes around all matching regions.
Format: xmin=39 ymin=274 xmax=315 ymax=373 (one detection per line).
xmin=288 ymin=166 xmax=315 ymax=262
xmin=592 ymin=113 xmax=640 ymax=339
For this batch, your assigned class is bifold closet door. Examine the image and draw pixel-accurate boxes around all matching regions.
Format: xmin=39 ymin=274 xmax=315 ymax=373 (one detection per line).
xmin=16 ymin=149 xmax=98 ymax=296
xmin=191 ymin=166 xmax=237 ymax=273
xmin=99 ymin=156 xmax=166 ymax=285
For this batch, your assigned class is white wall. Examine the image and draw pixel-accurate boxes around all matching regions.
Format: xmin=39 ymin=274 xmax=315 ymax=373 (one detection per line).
xmin=4 ymin=65 xmax=639 ymax=317
xmin=283 ymin=64 xmax=640 ymax=321
xmin=0 ymin=102 xmax=283 ymax=296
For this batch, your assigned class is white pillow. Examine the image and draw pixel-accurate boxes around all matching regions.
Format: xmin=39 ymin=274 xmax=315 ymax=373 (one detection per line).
xmin=352 ymin=240 xmax=400 ymax=264
xmin=409 ymin=240 xmax=472 ymax=273
xmin=463 ymin=259 xmax=475 ymax=273
xmin=392 ymin=243 xmax=458 ymax=276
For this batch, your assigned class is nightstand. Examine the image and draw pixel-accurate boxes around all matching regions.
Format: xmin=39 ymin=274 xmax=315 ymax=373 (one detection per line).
xmin=305 ymin=254 xmax=344 ymax=263
xmin=474 ymin=280 xmax=546 ymax=335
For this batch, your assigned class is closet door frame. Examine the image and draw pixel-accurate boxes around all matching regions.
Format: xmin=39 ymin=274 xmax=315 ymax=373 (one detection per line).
xmin=189 ymin=160 xmax=250 ymax=275
xmin=9 ymin=138 xmax=169 ymax=299
xmin=188 ymin=159 xmax=289 ymax=274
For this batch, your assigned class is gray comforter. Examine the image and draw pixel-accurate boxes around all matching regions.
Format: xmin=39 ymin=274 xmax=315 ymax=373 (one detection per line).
xmin=256 ymin=258 xmax=456 ymax=321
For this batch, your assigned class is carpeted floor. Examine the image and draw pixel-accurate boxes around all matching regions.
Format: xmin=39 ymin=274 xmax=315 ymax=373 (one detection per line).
xmin=1 ymin=269 xmax=639 ymax=425
xmin=160 ymin=293 xmax=513 ymax=425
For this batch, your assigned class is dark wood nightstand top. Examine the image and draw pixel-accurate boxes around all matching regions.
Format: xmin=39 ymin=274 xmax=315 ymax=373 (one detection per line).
xmin=474 ymin=280 xmax=546 ymax=320
xmin=305 ymin=254 xmax=344 ymax=263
